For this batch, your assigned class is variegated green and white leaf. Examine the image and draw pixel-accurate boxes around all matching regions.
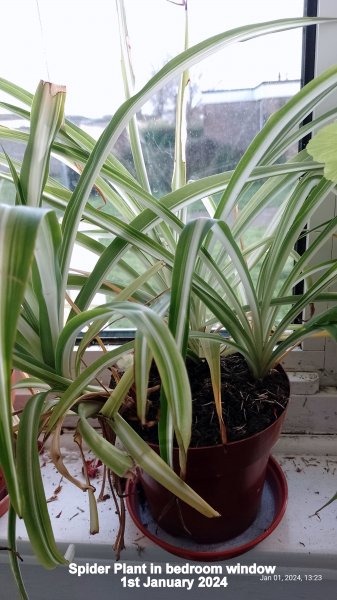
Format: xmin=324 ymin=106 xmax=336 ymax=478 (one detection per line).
xmin=16 ymin=392 xmax=67 ymax=568
xmin=7 ymin=505 xmax=29 ymax=599
xmin=110 ymin=413 xmax=219 ymax=518
xmin=0 ymin=204 xmax=50 ymax=515
xmin=20 ymin=81 xmax=65 ymax=208
xmin=75 ymin=260 xmax=165 ymax=374
xmin=216 ymin=62 xmax=337 ymax=222
xmin=60 ymin=17 xmax=330 ymax=297
xmin=53 ymin=303 xmax=192 ymax=472
xmin=78 ymin=405 xmax=135 ymax=477
xmin=31 ymin=211 xmax=63 ymax=367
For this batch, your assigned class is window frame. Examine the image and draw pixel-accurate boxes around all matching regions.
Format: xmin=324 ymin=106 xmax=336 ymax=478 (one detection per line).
xmin=283 ymin=0 xmax=337 ymax=385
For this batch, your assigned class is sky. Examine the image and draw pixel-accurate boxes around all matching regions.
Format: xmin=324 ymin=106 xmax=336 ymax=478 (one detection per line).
xmin=0 ymin=0 xmax=304 ymax=117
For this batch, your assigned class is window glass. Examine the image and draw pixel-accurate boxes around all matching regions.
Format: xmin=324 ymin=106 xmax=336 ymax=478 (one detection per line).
xmin=0 ymin=0 xmax=304 ymax=330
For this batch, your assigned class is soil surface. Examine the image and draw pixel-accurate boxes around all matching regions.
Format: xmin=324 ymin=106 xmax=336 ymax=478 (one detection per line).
xmin=120 ymin=353 xmax=289 ymax=446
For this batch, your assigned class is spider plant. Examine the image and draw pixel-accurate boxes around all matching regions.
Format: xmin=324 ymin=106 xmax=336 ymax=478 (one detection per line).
xmin=1 ymin=10 xmax=337 ymax=595
xmin=0 ymin=82 xmax=216 ymax=596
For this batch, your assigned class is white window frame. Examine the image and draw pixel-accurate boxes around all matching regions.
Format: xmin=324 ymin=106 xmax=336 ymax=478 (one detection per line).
xmin=283 ymin=0 xmax=337 ymax=386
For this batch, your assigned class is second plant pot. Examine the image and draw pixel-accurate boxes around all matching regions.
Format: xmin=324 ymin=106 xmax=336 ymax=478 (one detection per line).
xmin=139 ymin=406 xmax=288 ymax=544
xmin=0 ymin=469 xmax=9 ymax=518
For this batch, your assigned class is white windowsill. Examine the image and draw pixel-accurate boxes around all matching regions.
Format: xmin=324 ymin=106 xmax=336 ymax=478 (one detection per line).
xmin=0 ymin=433 xmax=336 ymax=598
xmin=7 ymin=366 xmax=337 ymax=596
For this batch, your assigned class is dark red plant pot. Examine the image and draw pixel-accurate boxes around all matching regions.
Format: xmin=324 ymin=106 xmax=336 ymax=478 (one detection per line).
xmin=127 ymin=457 xmax=287 ymax=561
xmin=0 ymin=470 xmax=9 ymax=518
xmin=139 ymin=407 xmax=287 ymax=544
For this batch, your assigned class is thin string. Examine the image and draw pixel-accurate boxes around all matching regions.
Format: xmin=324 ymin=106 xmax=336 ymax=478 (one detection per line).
xmin=35 ymin=0 xmax=51 ymax=81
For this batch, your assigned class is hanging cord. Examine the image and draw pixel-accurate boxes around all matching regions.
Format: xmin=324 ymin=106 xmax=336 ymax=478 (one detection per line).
xmin=35 ymin=0 xmax=51 ymax=81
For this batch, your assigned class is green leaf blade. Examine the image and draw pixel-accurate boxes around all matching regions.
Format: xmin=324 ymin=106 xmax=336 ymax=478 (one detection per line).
xmin=17 ymin=392 xmax=67 ymax=568
xmin=0 ymin=204 xmax=50 ymax=516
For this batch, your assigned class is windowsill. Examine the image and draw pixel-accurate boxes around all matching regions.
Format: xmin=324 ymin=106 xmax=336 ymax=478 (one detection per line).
xmin=6 ymin=373 xmax=337 ymax=597
xmin=0 ymin=433 xmax=336 ymax=558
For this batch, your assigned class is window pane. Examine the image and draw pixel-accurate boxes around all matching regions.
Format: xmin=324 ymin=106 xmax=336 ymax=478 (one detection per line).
xmin=0 ymin=0 xmax=304 ymax=331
